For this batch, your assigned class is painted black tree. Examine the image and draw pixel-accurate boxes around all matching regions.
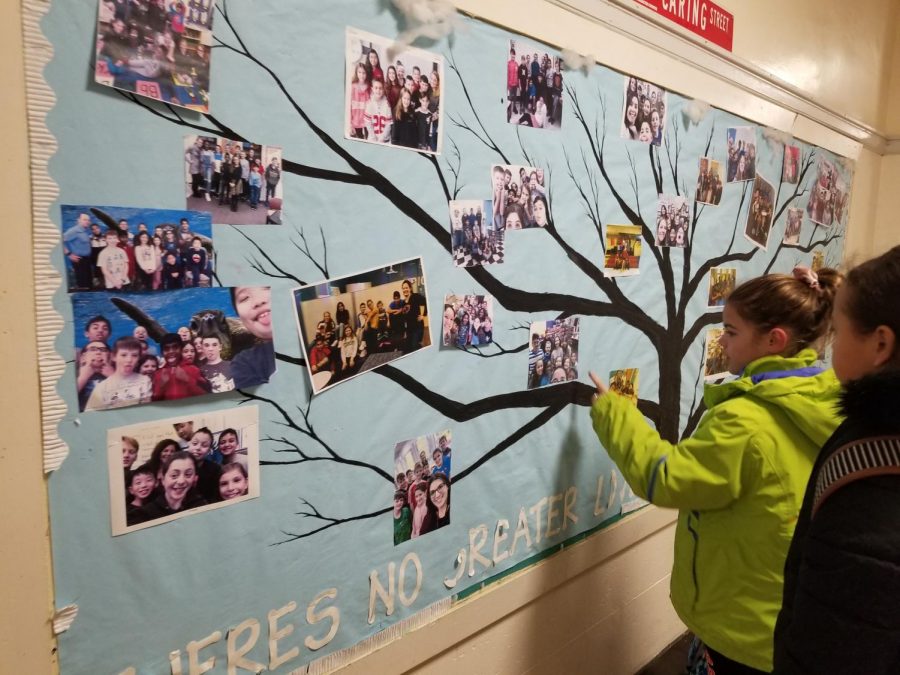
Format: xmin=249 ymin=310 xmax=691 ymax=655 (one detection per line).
xmin=117 ymin=2 xmax=845 ymax=542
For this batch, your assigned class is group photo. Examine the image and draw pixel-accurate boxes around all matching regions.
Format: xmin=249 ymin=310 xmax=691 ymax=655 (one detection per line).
xmin=782 ymin=144 xmax=801 ymax=184
xmin=108 ymin=405 xmax=260 ymax=535
xmin=490 ymin=163 xmax=551 ymax=230
xmin=344 ymin=27 xmax=444 ymax=155
xmin=293 ymin=258 xmax=430 ymax=395
xmin=783 ymin=207 xmax=803 ymax=245
xmin=183 ymin=134 xmax=283 ymax=225
xmin=706 ymin=267 xmax=736 ymax=309
xmin=504 ymin=39 xmax=564 ymax=130
xmin=527 ymin=318 xmax=580 ymax=389
xmin=726 ymin=126 xmax=757 ymax=183
xmin=449 ymin=200 xmax=504 ymax=267
xmin=620 ymin=75 xmax=668 ymax=146
xmin=603 ymin=224 xmax=642 ymax=277
xmin=655 ymin=194 xmax=690 ymax=248
xmin=441 ymin=294 xmax=494 ymax=349
xmin=703 ymin=327 xmax=728 ymax=380
xmin=744 ymin=174 xmax=776 ymax=250
xmin=72 ymin=286 xmax=276 ymax=412
xmin=94 ymin=0 xmax=214 ymax=111
xmin=806 ymin=156 xmax=836 ymax=227
xmin=392 ymin=430 xmax=452 ymax=545
xmin=608 ymin=368 xmax=639 ymax=405
xmin=61 ymin=204 xmax=213 ymax=293
xmin=695 ymin=157 xmax=724 ymax=206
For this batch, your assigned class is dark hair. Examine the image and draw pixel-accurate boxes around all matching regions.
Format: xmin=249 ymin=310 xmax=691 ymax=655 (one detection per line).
xmin=218 ymin=428 xmax=239 ymax=444
xmin=149 ymin=438 xmax=180 ymax=476
xmin=726 ymin=268 xmax=843 ymax=353
xmin=128 ymin=463 xmax=155 ymax=485
xmin=137 ymin=354 xmax=158 ymax=371
xmin=160 ymin=333 xmax=182 ymax=348
xmin=191 ymin=426 xmax=214 ymax=444
xmin=842 ymin=245 xmax=900 ymax=365
xmin=160 ymin=450 xmax=196 ymax=476
xmin=394 ymin=490 xmax=406 ymax=502
xmin=85 ymin=315 xmax=110 ymax=333
xmin=428 ymin=472 xmax=451 ymax=510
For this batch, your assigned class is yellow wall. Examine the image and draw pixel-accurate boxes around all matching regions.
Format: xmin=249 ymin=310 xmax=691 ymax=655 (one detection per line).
xmin=4 ymin=1 xmax=900 ymax=674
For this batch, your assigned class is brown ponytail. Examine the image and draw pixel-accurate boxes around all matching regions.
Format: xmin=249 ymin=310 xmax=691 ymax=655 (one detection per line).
xmin=725 ymin=267 xmax=843 ymax=354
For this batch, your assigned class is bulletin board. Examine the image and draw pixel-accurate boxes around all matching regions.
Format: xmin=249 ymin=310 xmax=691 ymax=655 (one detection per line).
xmin=27 ymin=0 xmax=851 ymax=672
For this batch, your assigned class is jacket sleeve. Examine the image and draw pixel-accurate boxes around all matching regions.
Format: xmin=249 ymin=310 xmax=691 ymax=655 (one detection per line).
xmin=590 ymin=392 xmax=752 ymax=510
xmin=774 ymin=477 xmax=900 ymax=675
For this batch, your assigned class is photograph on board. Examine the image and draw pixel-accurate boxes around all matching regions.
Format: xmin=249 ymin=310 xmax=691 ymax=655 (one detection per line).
xmin=441 ymin=294 xmax=494 ymax=349
xmin=61 ymin=204 xmax=213 ymax=293
xmin=345 ymin=27 xmax=444 ymax=155
xmin=783 ymin=207 xmax=803 ymax=245
xmin=449 ymin=200 xmax=504 ymax=267
xmin=603 ymin=224 xmax=642 ymax=277
xmin=183 ymin=135 xmax=283 ymax=225
xmin=109 ymin=404 xmax=260 ymax=535
xmin=806 ymin=156 xmax=836 ymax=227
xmin=609 ymin=368 xmax=639 ymax=405
xmin=832 ymin=172 xmax=849 ymax=227
xmin=505 ymin=39 xmax=564 ymax=130
xmin=72 ymin=286 xmax=275 ymax=412
xmin=744 ymin=173 xmax=776 ymax=250
xmin=782 ymin=145 xmax=801 ymax=184
xmin=94 ymin=0 xmax=214 ymax=111
xmin=293 ymin=258 xmax=430 ymax=395
xmin=704 ymin=327 xmax=729 ymax=381
xmin=392 ymin=429 xmax=452 ymax=545
xmin=707 ymin=267 xmax=736 ymax=309
xmin=621 ymin=76 xmax=667 ymax=146
xmin=527 ymin=317 xmax=579 ymax=389
xmin=695 ymin=157 xmax=724 ymax=206
xmin=655 ymin=194 xmax=690 ymax=248
xmin=490 ymin=164 xmax=550 ymax=230
xmin=726 ymin=126 xmax=757 ymax=183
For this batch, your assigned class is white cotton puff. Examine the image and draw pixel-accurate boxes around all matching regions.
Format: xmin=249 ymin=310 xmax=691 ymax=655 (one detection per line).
xmin=682 ymin=99 xmax=711 ymax=126
xmin=560 ymin=48 xmax=596 ymax=74
xmin=387 ymin=0 xmax=459 ymax=61
xmin=762 ymin=127 xmax=793 ymax=154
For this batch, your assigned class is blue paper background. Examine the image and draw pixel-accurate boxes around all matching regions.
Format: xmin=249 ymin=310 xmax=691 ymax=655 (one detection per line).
xmin=43 ymin=1 xmax=848 ymax=672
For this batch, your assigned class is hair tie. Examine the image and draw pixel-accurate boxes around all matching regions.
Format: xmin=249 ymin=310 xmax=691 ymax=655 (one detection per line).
xmin=792 ymin=265 xmax=820 ymax=290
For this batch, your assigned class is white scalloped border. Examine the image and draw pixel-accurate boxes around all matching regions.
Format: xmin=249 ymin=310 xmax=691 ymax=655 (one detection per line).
xmin=22 ymin=0 xmax=67 ymax=473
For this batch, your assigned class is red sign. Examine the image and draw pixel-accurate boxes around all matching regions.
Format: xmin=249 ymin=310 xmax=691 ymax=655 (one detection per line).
xmin=634 ymin=0 xmax=734 ymax=52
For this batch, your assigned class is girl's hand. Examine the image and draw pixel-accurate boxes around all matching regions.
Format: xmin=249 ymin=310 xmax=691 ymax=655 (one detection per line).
xmin=588 ymin=371 xmax=608 ymax=404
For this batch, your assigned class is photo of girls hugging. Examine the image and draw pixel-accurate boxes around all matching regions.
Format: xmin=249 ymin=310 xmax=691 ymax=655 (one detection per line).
xmin=72 ymin=285 xmax=276 ymax=411
xmin=441 ymin=294 xmax=494 ymax=349
xmin=449 ymin=200 xmax=505 ymax=267
xmin=726 ymin=126 xmax=757 ymax=183
xmin=707 ymin=267 xmax=736 ymax=309
xmin=621 ymin=76 xmax=668 ymax=146
xmin=505 ymin=40 xmax=564 ymax=129
xmin=108 ymin=406 xmax=259 ymax=535
xmin=183 ymin=135 xmax=284 ymax=225
xmin=695 ymin=157 xmax=724 ymax=206
xmin=603 ymin=224 xmax=642 ymax=277
xmin=95 ymin=0 xmax=213 ymax=111
xmin=655 ymin=194 xmax=690 ymax=248
xmin=783 ymin=207 xmax=803 ymax=245
xmin=293 ymin=258 xmax=430 ymax=395
xmin=744 ymin=173 xmax=776 ymax=250
xmin=345 ymin=27 xmax=444 ymax=154
xmin=61 ymin=205 xmax=213 ymax=293
xmin=393 ymin=431 xmax=452 ymax=545
xmin=527 ymin=318 xmax=580 ymax=389
xmin=490 ymin=164 xmax=551 ymax=230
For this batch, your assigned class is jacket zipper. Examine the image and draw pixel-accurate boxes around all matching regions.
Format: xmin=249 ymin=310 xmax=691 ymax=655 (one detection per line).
xmin=687 ymin=510 xmax=700 ymax=607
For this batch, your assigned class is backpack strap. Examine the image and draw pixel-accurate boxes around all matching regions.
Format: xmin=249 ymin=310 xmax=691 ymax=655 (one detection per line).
xmin=813 ymin=435 xmax=900 ymax=517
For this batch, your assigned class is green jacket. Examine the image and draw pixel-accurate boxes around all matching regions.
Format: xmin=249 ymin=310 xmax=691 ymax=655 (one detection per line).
xmin=590 ymin=350 xmax=842 ymax=671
